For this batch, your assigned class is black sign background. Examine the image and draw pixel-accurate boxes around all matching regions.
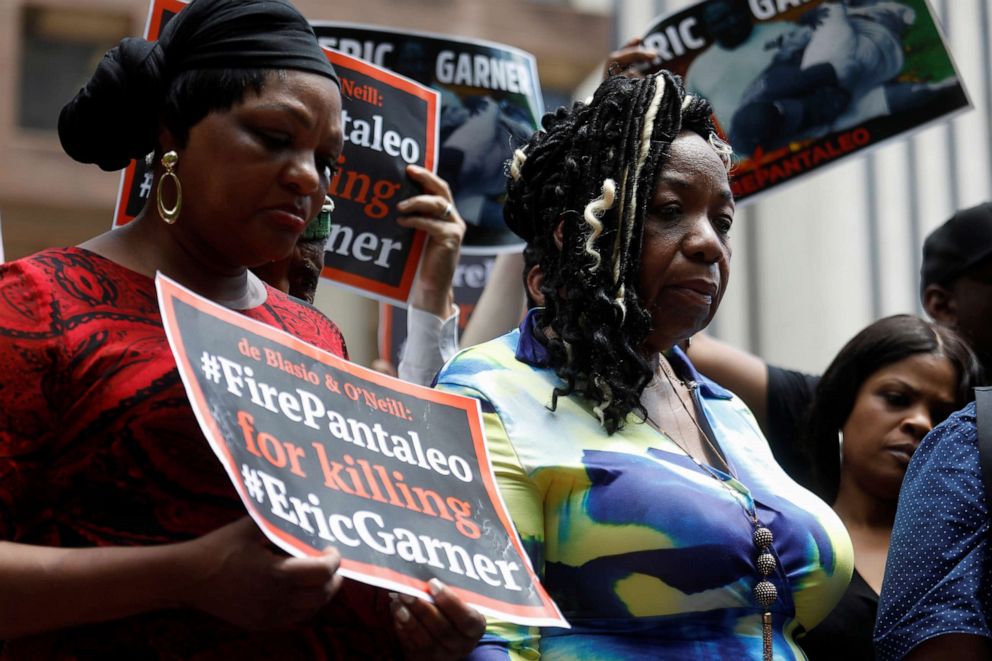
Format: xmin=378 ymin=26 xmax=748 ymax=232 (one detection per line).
xmin=321 ymin=52 xmax=437 ymax=300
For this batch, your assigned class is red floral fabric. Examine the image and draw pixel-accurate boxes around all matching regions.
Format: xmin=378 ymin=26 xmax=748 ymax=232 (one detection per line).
xmin=0 ymin=247 xmax=398 ymax=659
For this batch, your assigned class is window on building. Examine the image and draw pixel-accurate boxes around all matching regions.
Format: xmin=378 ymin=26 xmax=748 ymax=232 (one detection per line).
xmin=18 ymin=6 xmax=130 ymax=131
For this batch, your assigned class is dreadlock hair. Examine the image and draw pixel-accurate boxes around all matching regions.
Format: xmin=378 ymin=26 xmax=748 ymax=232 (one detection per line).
xmin=504 ymin=71 xmax=727 ymax=434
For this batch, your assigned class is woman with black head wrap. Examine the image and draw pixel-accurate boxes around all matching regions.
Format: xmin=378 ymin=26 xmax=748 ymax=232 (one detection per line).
xmin=0 ymin=0 xmax=482 ymax=658
xmin=433 ymin=71 xmax=854 ymax=659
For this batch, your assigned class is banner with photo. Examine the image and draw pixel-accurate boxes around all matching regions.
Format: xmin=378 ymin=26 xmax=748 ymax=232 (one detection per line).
xmin=115 ymin=0 xmax=441 ymax=306
xmin=642 ymin=0 xmax=969 ymax=203
xmin=378 ymin=253 xmax=497 ymax=369
xmin=312 ymin=23 xmax=544 ymax=253
xmin=157 ymin=272 xmax=567 ymax=627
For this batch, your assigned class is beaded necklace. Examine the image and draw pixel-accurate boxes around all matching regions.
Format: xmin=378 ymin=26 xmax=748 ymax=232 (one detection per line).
xmin=652 ymin=355 xmax=778 ymax=661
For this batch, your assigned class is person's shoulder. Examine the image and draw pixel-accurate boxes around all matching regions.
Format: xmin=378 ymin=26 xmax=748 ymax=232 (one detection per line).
xmin=0 ymin=247 xmax=90 ymax=316
xmin=941 ymin=400 xmax=978 ymax=428
xmin=436 ymin=329 xmax=523 ymax=386
xmin=913 ymin=401 xmax=978 ymax=467
xmin=896 ymin=402 xmax=980 ymax=513
xmin=254 ymin=287 xmax=348 ymax=359
xmin=767 ymin=364 xmax=820 ymax=403
xmin=2 ymin=246 xmax=83 ymax=279
xmin=3 ymin=246 xmax=142 ymax=291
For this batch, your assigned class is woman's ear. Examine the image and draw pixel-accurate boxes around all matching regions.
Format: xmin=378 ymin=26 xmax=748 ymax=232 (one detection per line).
xmin=923 ymin=284 xmax=958 ymax=327
xmin=526 ymin=263 xmax=545 ymax=307
xmin=553 ymin=219 xmax=565 ymax=251
xmin=157 ymin=125 xmax=178 ymax=162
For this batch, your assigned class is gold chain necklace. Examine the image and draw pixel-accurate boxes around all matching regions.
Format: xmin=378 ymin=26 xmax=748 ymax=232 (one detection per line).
xmin=656 ymin=356 xmax=732 ymax=473
xmin=652 ymin=354 xmax=778 ymax=661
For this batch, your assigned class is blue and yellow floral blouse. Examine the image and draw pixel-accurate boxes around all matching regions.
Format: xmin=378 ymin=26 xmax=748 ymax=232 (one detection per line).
xmin=435 ymin=313 xmax=852 ymax=660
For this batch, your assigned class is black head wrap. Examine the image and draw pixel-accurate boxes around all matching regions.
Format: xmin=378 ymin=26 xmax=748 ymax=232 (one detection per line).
xmin=59 ymin=0 xmax=338 ymax=171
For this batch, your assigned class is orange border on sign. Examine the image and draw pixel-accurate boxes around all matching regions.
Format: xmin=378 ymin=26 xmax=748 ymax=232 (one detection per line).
xmin=377 ymin=301 xmax=394 ymax=362
xmin=157 ymin=274 xmax=563 ymax=625
xmin=113 ymin=165 xmax=139 ymax=227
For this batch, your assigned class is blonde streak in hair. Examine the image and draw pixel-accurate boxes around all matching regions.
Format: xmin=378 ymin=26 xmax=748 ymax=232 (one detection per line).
xmin=633 ymin=76 xmax=666 ymax=181
xmin=582 ymin=179 xmax=616 ymax=271
xmin=509 ymin=148 xmax=528 ymax=181
xmin=709 ymin=133 xmax=734 ymax=171
xmin=592 ymin=375 xmax=614 ymax=427
xmin=611 ymin=166 xmax=631 ymax=283
xmin=610 ymin=166 xmax=633 ymax=322
xmin=614 ymin=77 xmax=667 ymax=312
xmin=614 ymin=284 xmax=627 ymax=322
xmin=682 ymin=93 xmax=732 ymax=168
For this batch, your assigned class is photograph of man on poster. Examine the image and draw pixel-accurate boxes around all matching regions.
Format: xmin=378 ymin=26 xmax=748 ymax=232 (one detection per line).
xmin=314 ymin=25 xmax=544 ymax=252
xmin=649 ymin=0 xmax=969 ymax=201
xmin=436 ymin=96 xmax=533 ymax=245
xmin=726 ymin=1 xmax=961 ymax=155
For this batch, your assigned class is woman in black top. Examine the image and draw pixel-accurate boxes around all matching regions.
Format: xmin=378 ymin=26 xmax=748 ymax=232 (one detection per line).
xmin=691 ymin=315 xmax=980 ymax=659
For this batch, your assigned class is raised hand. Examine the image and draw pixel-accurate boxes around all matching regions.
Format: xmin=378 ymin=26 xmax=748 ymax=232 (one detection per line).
xmin=397 ymin=165 xmax=466 ymax=319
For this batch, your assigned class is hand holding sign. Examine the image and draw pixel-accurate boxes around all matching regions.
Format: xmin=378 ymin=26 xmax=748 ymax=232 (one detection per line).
xmin=604 ymin=37 xmax=662 ymax=80
xmin=392 ymin=579 xmax=487 ymax=660
xmin=397 ymin=165 xmax=466 ymax=319
xmin=182 ymin=517 xmax=343 ymax=630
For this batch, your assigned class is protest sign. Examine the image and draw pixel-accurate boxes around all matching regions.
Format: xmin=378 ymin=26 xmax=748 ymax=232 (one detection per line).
xmin=156 ymin=272 xmax=566 ymax=627
xmin=115 ymin=0 xmax=442 ymax=306
xmin=378 ymin=252 xmax=497 ymax=369
xmin=319 ymin=50 xmax=439 ymax=304
xmin=642 ymin=0 xmax=969 ymax=203
xmin=312 ymin=23 xmax=544 ymax=253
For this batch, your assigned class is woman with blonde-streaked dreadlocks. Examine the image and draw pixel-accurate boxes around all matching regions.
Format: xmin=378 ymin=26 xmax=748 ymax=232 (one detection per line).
xmin=435 ymin=71 xmax=854 ymax=660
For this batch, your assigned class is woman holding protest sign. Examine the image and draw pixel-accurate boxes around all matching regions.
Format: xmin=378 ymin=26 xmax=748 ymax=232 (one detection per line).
xmin=0 ymin=0 xmax=483 ymax=658
xmin=434 ymin=71 xmax=853 ymax=659
xmin=253 ymin=162 xmax=467 ymax=389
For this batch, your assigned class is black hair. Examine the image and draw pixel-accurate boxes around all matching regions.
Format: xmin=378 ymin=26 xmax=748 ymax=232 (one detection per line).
xmin=59 ymin=48 xmax=278 ymax=171
xmin=505 ymin=71 xmax=729 ymax=434
xmin=802 ymin=314 xmax=982 ymax=502
xmin=162 ymin=68 xmax=273 ymax=148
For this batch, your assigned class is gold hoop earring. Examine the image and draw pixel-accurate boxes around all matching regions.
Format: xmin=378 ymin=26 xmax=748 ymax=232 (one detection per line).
xmin=157 ymin=151 xmax=182 ymax=224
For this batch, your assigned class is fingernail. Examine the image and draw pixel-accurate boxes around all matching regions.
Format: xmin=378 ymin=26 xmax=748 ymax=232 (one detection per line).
xmin=395 ymin=605 xmax=411 ymax=623
xmin=428 ymin=578 xmax=446 ymax=596
xmin=399 ymin=593 xmax=416 ymax=605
